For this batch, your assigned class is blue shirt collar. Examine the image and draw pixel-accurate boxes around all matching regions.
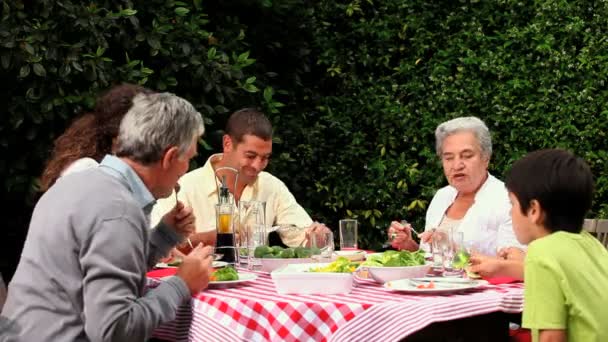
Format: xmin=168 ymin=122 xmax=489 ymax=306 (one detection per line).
xmin=99 ymin=155 xmax=156 ymax=213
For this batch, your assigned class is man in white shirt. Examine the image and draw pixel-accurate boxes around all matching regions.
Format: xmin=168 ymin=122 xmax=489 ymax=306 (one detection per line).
xmin=152 ymin=108 xmax=330 ymax=248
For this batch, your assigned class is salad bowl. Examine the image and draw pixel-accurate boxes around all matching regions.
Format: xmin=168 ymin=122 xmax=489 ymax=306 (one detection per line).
xmin=361 ymin=250 xmax=431 ymax=283
xmin=366 ymin=264 xmax=431 ymax=283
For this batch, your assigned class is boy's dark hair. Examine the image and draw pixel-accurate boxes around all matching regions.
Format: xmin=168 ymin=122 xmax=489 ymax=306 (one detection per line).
xmin=505 ymin=148 xmax=594 ymax=233
xmin=225 ymin=108 xmax=272 ymax=143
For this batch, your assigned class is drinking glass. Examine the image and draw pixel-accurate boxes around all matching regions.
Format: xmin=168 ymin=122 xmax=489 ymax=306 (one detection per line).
xmin=443 ymin=230 xmax=465 ymax=277
xmin=215 ymin=203 xmax=237 ymax=264
xmin=339 ymin=219 xmax=358 ymax=250
xmin=311 ymin=231 xmax=334 ymax=262
xmin=238 ymin=200 xmax=266 ymax=266
xmin=430 ymin=228 xmax=450 ymax=275
xmin=247 ymin=223 xmax=268 ymax=270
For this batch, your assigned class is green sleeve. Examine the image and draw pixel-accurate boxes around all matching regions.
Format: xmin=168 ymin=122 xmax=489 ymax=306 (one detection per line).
xmin=522 ymin=254 xmax=567 ymax=331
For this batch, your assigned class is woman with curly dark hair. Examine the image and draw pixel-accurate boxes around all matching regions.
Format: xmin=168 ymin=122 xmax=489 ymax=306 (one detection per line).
xmin=39 ymin=83 xmax=153 ymax=192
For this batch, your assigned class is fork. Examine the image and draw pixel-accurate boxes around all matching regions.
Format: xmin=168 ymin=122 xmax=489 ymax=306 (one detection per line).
xmin=174 ymin=184 xmax=193 ymax=249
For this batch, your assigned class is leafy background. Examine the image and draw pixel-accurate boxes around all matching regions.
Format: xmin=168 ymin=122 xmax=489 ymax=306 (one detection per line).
xmin=2 ymin=0 xmax=607 ymax=280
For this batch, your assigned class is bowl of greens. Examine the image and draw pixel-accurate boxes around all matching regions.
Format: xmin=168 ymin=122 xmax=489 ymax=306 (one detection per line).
xmin=361 ymin=250 xmax=430 ymax=283
xmin=254 ymin=245 xmax=320 ymax=272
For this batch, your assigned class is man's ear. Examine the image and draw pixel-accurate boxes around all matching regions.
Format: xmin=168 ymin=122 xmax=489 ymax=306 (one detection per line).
xmin=528 ymin=199 xmax=545 ymax=226
xmin=161 ymin=146 xmax=180 ymax=170
xmin=223 ymin=134 xmax=234 ymax=153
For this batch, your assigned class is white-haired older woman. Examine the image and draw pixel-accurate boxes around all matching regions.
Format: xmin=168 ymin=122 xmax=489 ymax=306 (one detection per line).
xmin=389 ymin=116 xmax=525 ymax=256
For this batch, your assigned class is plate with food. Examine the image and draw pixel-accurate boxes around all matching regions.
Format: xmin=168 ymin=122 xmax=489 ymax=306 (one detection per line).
xmin=208 ymin=266 xmax=257 ymax=287
xmin=270 ymin=257 xmax=357 ymax=294
xmin=384 ymin=277 xmax=489 ymax=294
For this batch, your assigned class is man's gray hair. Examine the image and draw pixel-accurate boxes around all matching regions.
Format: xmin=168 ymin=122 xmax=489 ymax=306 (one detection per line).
xmin=435 ymin=116 xmax=492 ymax=159
xmin=115 ymin=92 xmax=204 ymax=164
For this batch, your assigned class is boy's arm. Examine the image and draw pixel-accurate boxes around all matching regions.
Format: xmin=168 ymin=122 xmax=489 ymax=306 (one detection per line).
xmin=468 ymin=256 xmax=524 ymax=280
xmin=498 ymin=259 xmax=524 ymax=279
xmin=539 ymin=330 xmax=567 ymax=342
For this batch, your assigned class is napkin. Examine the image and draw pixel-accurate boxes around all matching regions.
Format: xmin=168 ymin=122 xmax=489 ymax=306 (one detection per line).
xmin=484 ymin=276 xmax=521 ymax=285
xmin=147 ymin=268 xmax=177 ymax=279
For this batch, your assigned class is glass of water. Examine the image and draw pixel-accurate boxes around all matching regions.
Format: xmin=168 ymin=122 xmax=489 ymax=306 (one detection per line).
xmin=247 ymin=223 xmax=268 ymax=270
xmin=443 ymin=230 xmax=465 ymax=277
xmin=311 ymin=231 xmax=334 ymax=262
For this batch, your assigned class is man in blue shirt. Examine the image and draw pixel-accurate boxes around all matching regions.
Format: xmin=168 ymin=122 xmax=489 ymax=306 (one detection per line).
xmin=1 ymin=92 xmax=212 ymax=341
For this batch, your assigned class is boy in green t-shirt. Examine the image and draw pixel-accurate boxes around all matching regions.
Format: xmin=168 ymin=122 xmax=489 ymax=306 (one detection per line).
xmin=505 ymin=148 xmax=608 ymax=342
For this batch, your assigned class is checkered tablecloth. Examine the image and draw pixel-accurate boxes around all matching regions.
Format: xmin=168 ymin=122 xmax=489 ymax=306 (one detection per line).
xmin=151 ymin=269 xmax=523 ymax=342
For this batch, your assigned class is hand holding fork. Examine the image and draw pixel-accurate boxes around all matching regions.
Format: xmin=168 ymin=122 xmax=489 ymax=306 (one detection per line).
xmin=162 ymin=184 xmax=196 ymax=249
xmin=387 ymin=220 xmax=422 ymax=251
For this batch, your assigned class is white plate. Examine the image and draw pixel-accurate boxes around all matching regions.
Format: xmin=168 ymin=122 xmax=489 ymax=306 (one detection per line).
xmin=212 ymin=261 xmax=229 ymax=268
xmin=156 ymin=261 xmax=229 ymax=269
xmin=333 ymin=250 xmax=366 ymax=261
xmin=208 ymin=273 xmax=257 ymax=287
xmin=384 ymin=277 xmax=489 ymax=294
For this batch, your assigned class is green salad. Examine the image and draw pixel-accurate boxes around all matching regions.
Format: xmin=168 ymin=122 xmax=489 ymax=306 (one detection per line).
xmin=254 ymin=245 xmax=321 ymax=259
xmin=452 ymin=249 xmax=471 ymax=270
xmin=361 ymin=250 xmax=425 ymax=267
xmin=211 ymin=266 xmax=239 ymax=281
xmin=309 ymin=257 xmax=359 ymax=273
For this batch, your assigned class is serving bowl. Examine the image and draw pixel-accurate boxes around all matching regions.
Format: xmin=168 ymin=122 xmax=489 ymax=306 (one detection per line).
xmin=333 ymin=250 xmax=366 ymax=261
xmin=260 ymin=258 xmax=314 ymax=273
xmin=365 ymin=264 xmax=431 ymax=283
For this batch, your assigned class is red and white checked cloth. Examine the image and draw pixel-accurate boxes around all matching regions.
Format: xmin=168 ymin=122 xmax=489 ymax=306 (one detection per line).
xmin=152 ymin=270 xmax=523 ymax=342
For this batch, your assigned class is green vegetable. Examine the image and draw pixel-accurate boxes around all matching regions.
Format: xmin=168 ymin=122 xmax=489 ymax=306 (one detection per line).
xmin=452 ymin=249 xmax=470 ymax=270
xmin=279 ymin=248 xmax=295 ymax=258
xmin=167 ymin=258 xmax=182 ymax=266
xmin=295 ymin=247 xmax=312 ymax=258
xmin=361 ymin=250 xmax=426 ymax=267
xmin=262 ymin=253 xmax=278 ymax=258
xmin=270 ymin=246 xmax=284 ymax=255
xmin=255 ymin=245 xmax=320 ymax=259
xmin=211 ymin=266 xmax=239 ymax=281
xmin=310 ymin=257 xmax=359 ymax=273
xmin=254 ymin=246 xmax=273 ymax=258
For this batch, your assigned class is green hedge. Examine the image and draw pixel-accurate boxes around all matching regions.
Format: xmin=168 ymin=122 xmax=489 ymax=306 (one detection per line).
xmin=0 ymin=0 xmax=286 ymax=196
xmin=2 ymin=1 xmax=608 ymax=260
xmin=272 ymin=0 xmax=608 ymax=248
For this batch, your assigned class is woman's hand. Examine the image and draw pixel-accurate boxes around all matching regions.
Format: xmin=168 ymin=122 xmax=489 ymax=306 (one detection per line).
xmin=387 ymin=221 xmax=418 ymax=251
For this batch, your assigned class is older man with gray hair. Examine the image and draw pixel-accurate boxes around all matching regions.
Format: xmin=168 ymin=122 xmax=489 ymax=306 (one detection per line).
xmin=389 ymin=116 xmax=525 ymax=257
xmin=1 ymin=92 xmax=212 ymax=342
